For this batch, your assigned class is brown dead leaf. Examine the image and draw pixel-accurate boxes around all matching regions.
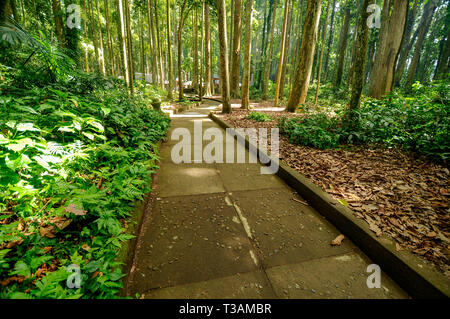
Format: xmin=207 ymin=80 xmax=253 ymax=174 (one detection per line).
xmin=65 ymin=203 xmax=86 ymax=216
xmin=369 ymin=222 xmax=383 ymax=237
xmin=331 ymin=234 xmax=345 ymax=246
xmin=39 ymin=225 xmax=56 ymax=238
xmin=49 ymin=216 xmax=72 ymax=230
xmin=82 ymin=244 xmax=91 ymax=251
xmin=395 ymin=243 xmax=403 ymax=251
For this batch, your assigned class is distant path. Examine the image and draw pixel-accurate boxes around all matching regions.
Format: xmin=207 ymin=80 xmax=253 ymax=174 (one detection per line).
xmin=125 ymin=100 xmax=407 ymax=299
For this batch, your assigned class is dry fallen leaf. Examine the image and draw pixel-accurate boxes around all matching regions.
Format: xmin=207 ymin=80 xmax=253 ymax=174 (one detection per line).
xmin=65 ymin=203 xmax=86 ymax=216
xmin=396 ymin=243 xmax=403 ymax=251
xmin=369 ymin=222 xmax=383 ymax=237
xmin=331 ymin=234 xmax=345 ymax=246
xmin=39 ymin=225 xmax=56 ymax=238
xmin=49 ymin=216 xmax=72 ymax=230
xmin=82 ymin=244 xmax=91 ymax=251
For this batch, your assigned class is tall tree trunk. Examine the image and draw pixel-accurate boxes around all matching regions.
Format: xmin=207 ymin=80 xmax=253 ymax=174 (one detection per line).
xmin=241 ymin=0 xmax=254 ymax=109
xmin=193 ymin=8 xmax=199 ymax=93
xmin=51 ymin=0 xmax=65 ymax=46
xmin=434 ymin=24 xmax=450 ymax=80
xmin=204 ymin=2 xmax=212 ymax=96
xmin=278 ymin=0 xmax=293 ymax=101
xmin=177 ymin=0 xmax=188 ymax=100
xmin=139 ymin=12 xmax=145 ymax=80
xmin=230 ymin=0 xmax=242 ymax=98
xmin=274 ymin=0 xmax=290 ymax=107
xmin=153 ymin=0 xmax=165 ymax=89
xmin=124 ymin=0 xmax=134 ymax=93
xmin=146 ymin=0 xmax=157 ymax=84
xmin=347 ymin=0 xmax=364 ymax=90
xmin=95 ymin=0 xmax=106 ymax=75
xmin=217 ymin=0 xmax=231 ymax=113
xmin=347 ymin=0 xmax=372 ymax=125
xmin=117 ymin=0 xmax=129 ymax=89
xmin=395 ymin=0 xmax=419 ymax=86
xmin=335 ymin=6 xmax=350 ymax=86
xmin=104 ymin=0 xmax=115 ymax=75
xmin=314 ymin=0 xmax=330 ymax=105
xmin=88 ymin=0 xmax=100 ymax=73
xmin=82 ymin=0 xmax=90 ymax=73
xmin=286 ymin=0 xmax=321 ymax=112
xmin=262 ymin=0 xmax=278 ymax=100
xmin=200 ymin=2 xmax=204 ymax=101
xmin=323 ymin=0 xmax=336 ymax=81
xmin=405 ymin=0 xmax=439 ymax=87
xmin=166 ymin=0 xmax=173 ymax=98
xmin=368 ymin=0 xmax=408 ymax=99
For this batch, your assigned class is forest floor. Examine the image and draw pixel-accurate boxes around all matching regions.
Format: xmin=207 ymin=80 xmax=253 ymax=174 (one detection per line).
xmin=217 ymin=102 xmax=450 ymax=278
xmin=125 ymin=100 xmax=407 ymax=298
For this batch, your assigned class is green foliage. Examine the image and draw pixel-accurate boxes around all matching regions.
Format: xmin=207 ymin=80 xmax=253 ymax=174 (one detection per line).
xmin=0 ymin=71 xmax=170 ymax=298
xmin=279 ymin=81 xmax=450 ymax=162
xmin=247 ymin=111 xmax=273 ymax=122
xmin=279 ymin=113 xmax=341 ymax=149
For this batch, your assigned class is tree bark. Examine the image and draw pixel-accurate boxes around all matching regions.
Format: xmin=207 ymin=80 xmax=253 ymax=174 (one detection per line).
xmin=368 ymin=0 xmax=409 ymax=98
xmin=230 ymin=0 xmax=242 ymax=98
xmin=217 ymin=0 xmax=231 ymax=113
xmin=394 ymin=0 xmax=419 ymax=86
xmin=241 ymin=0 xmax=254 ymax=109
xmin=335 ymin=5 xmax=350 ymax=86
xmin=204 ymin=2 xmax=212 ymax=96
xmin=274 ymin=0 xmax=290 ymax=107
xmin=117 ymin=0 xmax=130 ymax=89
xmin=193 ymin=8 xmax=199 ymax=93
xmin=124 ymin=0 xmax=134 ymax=94
xmin=286 ymin=0 xmax=321 ymax=112
xmin=434 ymin=23 xmax=450 ymax=80
xmin=177 ymin=0 xmax=188 ymax=100
xmin=104 ymin=0 xmax=115 ymax=75
xmin=51 ymin=0 xmax=65 ymax=46
xmin=323 ymin=0 xmax=337 ymax=81
xmin=314 ymin=0 xmax=330 ymax=105
xmin=95 ymin=0 xmax=106 ymax=75
xmin=347 ymin=0 xmax=372 ymax=125
xmin=167 ymin=0 xmax=173 ymax=98
xmin=153 ymin=0 xmax=165 ymax=89
xmin=262 ymin=0 xmax=278 ymax=100
xmin=405 ymin=0 xmax=438 ymax=87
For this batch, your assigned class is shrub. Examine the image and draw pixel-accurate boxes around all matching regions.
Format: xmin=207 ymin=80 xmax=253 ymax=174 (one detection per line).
xmin=247 ymin=111 xmax=273 ymax=122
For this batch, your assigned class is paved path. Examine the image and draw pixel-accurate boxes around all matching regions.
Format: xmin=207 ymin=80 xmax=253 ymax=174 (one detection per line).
xmin=125 ymin=100 xmax=408 ymax=299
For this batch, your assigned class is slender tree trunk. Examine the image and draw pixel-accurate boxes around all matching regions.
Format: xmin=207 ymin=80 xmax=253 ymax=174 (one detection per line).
xmin=200 ymin=2 xmax=204 ymax=101
xmin=51 ymin=0 xmax=65 ymax=46
xmin=394 ymin=0 xmax=419 ymax=86
xmin=314 ymin=0 xmax=330 ymax=105
xmin=335 ymin=6 xmax=350 ymax=86
xmin=368 ymin=0 xmax=409 ymax=98
xmin=95 ymin=0 xmax=106 ymax=75
xmin=262 ymin=0 xmax=278 ymax=100
xmin=104 ymin=0 xmax=115 ymax=75
xmin=241 ymin=0 xmax=254 ymax=109
xmin=217 ymin=0 xmax=231 ymax=113
xmin=278 ymin=0 xmax=293 ymax=100
xmin=230 ymin=0 xmax=242 ymax=98
xmin=204 ymin=3 xmax=212 ymax=96
xmin=405 ymin=0 xmax=439 ymax=87
xmin=434 ymin=25 xmax=450 ymax=80
xmin=177 ymin=0 xmax=188 ymax=100
xmin=323 ymin=0 xmax=336 ymax=81
xmin=117 ymin=0 xmax=129 ymax=88
xmin=274 ymin=0 xmax=290 ymax=107
xmin=347 ymin=0 xmax=372 ymax=125
xmin=153 ymin=0 xmax=165 ymax=89
xmin=193 ymin=8 xmax=199 ymax=93
xmin=286 ymin=0 xmax=321 ymax=112
xmin=124 ymin=0 xmax=134 ymax=93
xmin=88 ymin=0 xmax=100 ymax=73
xmin=82 ymin=0 xmax=90 ymax=73
xmin=167 ymin=0 xmax=173 ymax=98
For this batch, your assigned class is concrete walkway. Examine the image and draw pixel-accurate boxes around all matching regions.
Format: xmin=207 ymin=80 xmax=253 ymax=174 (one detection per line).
xmin=125 ymin=100 xmax=408 ymax=299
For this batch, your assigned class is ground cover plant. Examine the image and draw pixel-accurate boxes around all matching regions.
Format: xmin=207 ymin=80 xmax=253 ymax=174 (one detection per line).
xmin=0 ymin=71 xmax=170 ymax=298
